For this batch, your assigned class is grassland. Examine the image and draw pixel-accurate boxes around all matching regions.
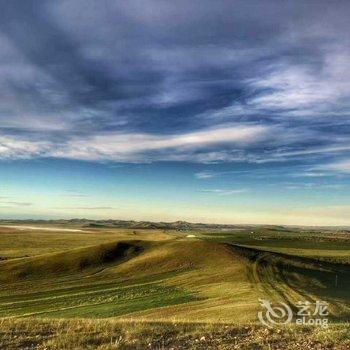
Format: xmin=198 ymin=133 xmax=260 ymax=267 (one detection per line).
xmin=0 ymin=223 xmax=350 ymax=348
xmin=1 ymin=318 xmax=350 ymax=349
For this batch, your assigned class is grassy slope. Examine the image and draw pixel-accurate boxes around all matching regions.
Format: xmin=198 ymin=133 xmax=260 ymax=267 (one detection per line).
xmin=0 ymin=239 xmax=256 ymax=321
xmin=1 ymin=225 xmax=350 ymax=349
xmin=0 ymin=226 xmax=173 ymax=259
xmin=1 ymin=227 xmax=350 ymax=323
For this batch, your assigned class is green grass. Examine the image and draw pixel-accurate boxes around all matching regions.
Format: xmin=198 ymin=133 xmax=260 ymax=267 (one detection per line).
xmin=0 ymin=274 xmax=200 ymax=318
xmin=202 ymin=228 xmax=350 ymax=263
xmin=1 ymin=224 xmax=350 ymax=348
xmin=1 ymin=226 xmax=350 ymax=321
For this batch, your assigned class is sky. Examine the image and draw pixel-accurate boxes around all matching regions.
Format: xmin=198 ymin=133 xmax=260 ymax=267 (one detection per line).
xmin=1 ymin=0 xmax=350 ymax=225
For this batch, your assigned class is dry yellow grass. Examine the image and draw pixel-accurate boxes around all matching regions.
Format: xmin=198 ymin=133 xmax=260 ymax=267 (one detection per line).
xmin=1 ymin=225 xmax=350 ymax=349
xmin=111 ymin=240 xmax=260 ymax=322
xmin=0 ymin=318 xmax=349 ymax=349
xmin=0 ymin=226 xmax=172 ymax=259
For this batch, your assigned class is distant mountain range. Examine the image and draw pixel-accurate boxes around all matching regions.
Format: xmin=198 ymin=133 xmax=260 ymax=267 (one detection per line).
xmin=1 ymin=219 xmax=349 ymax=232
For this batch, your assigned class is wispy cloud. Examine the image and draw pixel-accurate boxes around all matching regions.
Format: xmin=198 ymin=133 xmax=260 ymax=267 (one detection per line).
xmin=56 ymin=124 xmax=268 ymax=160
xmin=315 ymin=159 xmax=350 ymax=175
xmin=291 ymin=172 xmax=329 ymax=178
xmin=0 ymin=201 xmax=33 ymax=207
xmin=284 ymin=183 xmax=345 ymax=190
xmin=0 ymin=1 xmax=350 ymax=170
xmin=53 ymin=206 xmax=114 ymax=210
xmin=269 ymin=145 xmax=350 ymax=160
xmin=59 ymin=191 xmax=89 ymax=198
xmin=0 ymin=134 xmax=50 ymax=159
xmin=194 ymin=170 xmax=251 ymax=179
xmin=0 ymin=124 xmax=269 ymax=162
xmin=194 ymin=171 xmax=217 ymax=179
xmin=199 ymin=189 xmax=247 ymax=196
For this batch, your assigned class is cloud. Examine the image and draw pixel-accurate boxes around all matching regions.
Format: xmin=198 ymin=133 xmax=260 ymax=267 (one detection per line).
xmin=0 ymin=135 xmax=50 ymax=159
xmin=0 ymin=0 xmax=349 ymax=169
xmin=53 ymin=206 xmax=114 ymax=210
xmin=199 ymin=189 xmax=247 ymax=196
xmin=316 ymin=159 xmax=350 ymax=174
xmin=60 ymin=124 xmax=267 ymax=157
xmin=291 ymin=172 xmax=329 ymax=178
xmin=256 ymin=144 xmax=350 ymax=162
xmin=0 ymin=124 xmax=269 ymax=162
xmin=0 ymin=201 xmax=32 ymax=207
xmin=194 ymin=171 xmax=217 ymax=179
xmin=59 ymin=191 xmax=89 ymax=198
xmin=247 ymin=55 xmax=350 ymax=113
xmin=284 ymin=183 xmax=345 ymax=190
xmin=194 ymin=169 xmax=251 ymax=179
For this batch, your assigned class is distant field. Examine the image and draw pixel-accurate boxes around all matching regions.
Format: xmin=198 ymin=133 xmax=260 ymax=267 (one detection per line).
xmin=1 ymin=223 xmax=350 ymax=348
xmin=0 ymin=225 xmax=172 ymax=259
xmin=201 ymin=228 xmax=350 ymax=263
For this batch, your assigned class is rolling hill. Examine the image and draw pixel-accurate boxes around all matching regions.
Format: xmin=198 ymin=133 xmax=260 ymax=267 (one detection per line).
xmin=1 ymin=224 xmax=350 ymax=348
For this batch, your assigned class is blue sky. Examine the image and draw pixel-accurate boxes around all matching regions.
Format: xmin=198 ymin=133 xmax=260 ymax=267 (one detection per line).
xmin=1 ymin=0 xmax=350 ymax=225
